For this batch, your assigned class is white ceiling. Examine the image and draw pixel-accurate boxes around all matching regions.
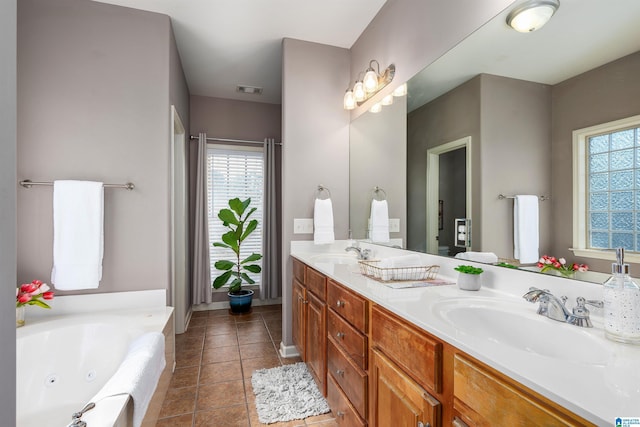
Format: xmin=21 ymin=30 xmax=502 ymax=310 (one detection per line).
xmin=95 ymin=0 xmax=387 ymax=104
xmin=407 ymin=0 xmax=640 ymax=111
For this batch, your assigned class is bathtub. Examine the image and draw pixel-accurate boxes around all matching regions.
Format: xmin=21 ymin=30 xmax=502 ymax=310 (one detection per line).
xmin=16 ymin=290 xmax=174 ymax=427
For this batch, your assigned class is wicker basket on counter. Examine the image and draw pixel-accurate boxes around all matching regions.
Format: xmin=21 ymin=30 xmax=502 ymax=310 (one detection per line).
xmin=358 ymin=260 xmax=439 ymax=282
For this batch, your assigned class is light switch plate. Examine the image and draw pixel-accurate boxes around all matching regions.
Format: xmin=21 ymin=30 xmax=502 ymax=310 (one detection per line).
xmin=294 ymin=218 xmax=314 ymax=234
xmin=389 ymin=218 xmax=400 ymax=232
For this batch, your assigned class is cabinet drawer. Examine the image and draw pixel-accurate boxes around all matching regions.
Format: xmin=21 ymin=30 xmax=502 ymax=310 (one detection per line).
xmin=306 ymin=266 xmax=327 ymax=300
xmin=328 ymin=309 xmax=367 ymax=370
xmin=371 ymin=305 xmax=442 ymax=393
xmin=327 ymin=374 xmax=366 ymax=427
xmin=293 ymin=257 xmax=305 ymax=283
xmin=327 ymin=279 xmax=367 ymax=332
xmin=327 ymin=337 xmax=367 ymax=419
xmin=453 ymin=353 xmax=595 ymax=427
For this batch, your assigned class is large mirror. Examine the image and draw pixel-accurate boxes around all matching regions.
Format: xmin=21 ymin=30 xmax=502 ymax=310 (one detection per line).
xmin=349 ymin=0 xmax=640 ymax=283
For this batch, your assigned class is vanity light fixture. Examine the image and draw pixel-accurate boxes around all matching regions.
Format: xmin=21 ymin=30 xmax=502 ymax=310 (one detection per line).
xmin=392 ymin=83 xmax=407 ymax=97
xmin=369 ymin=103 xmax=382 ymax=113
xmin=343 ymin=59 xmax=396 ymax=110
xmin=506 ymin=0 xmax=559 ymax=33
xmin=381 ymin=94 xmax=394 ymax=106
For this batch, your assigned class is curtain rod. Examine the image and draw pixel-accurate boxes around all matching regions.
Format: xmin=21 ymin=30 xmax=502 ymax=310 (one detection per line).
xmin=189 ymin=135 xmax=282 ymax=146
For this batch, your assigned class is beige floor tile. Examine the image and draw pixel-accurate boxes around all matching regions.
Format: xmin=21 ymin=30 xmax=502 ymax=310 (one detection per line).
xmin=239 ymin=341 xmax=278 ymax=360
xmin=194 ymin=404 xmax=249 ymax=427
xmin=199 ymin=360 xmax=243 ymax=384
xmin=237 ymin=329 xmax=272 ymax=345
xmin=169 ymin=366 xmax=200 ymax=389
xmin=202 ymin=344 xmax=240 ymax=364
xmin=204 ymin=332 xmax=238 ymax=348
xmin=196 ymin=379 xmax=245 ymax=411
xmin=242 ymin=355 xmax=282 ymax=378
xmin=155 ymin=413 xmax=194 ymax=427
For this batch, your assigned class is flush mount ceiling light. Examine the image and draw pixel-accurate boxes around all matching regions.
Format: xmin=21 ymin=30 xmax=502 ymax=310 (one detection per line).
xmin=506 ymin=0 xmax=559 ymax=33
xmin=343 ymin=60 xmax=397 ymax=110
xmin=236 ymin=85 xmax=263 ymax=95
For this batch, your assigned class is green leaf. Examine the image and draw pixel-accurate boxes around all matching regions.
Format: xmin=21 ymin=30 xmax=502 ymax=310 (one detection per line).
xmin=213 ymin=242 xmax=231 ymax=250
xmin=213 ymin=271 xmax=232 ymax=289
xmin=214 ymin=260 xmax=235 ymax=270
xmin=241 ymin=253 xmax=262 ymax=263
xmin=241 ymin=198 xmax=251 ymax=213
xmin=222 ymin=231 xmax=239 ymax=253
xmin=240 ymin=273 xmax=255 ymax=284
xmin=454 ymin=265 xmax=483 ymax=275
xmin=218 ymin=209 xmax=239 ymax=225
xmin=244 ymin=264 xmax=262 ymax=274
xmin=229 ymin=198 xmax=245 ymax=217
xmin=244 ymin=207 xmax=257 ymax=220
xmin=28 ymin=299 xmax=51 ymax=309
xmin=240 ymin=219 xmax=257 ymax=242
xmin=228 ymin=278 xmax=243 ymax=293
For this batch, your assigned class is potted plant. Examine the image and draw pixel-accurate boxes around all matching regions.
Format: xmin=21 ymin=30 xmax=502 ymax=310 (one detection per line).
xmin=454 ymin=265 xmax=483 ymax=291
xmin=212 ymin=197 xmax=262 ymax=314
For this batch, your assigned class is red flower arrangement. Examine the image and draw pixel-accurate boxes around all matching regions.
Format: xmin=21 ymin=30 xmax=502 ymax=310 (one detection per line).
xmin=537 ymin=255 xmax=588 ymax=277
xmin=16 ymin=280 xmax=54 ymax=309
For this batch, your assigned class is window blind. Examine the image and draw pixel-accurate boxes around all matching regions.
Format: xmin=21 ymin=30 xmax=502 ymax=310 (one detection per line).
xmin=207 ymin=147 xmax=264 ymax=286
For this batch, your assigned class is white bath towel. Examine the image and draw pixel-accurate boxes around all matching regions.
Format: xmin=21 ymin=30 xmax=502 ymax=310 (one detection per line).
xmin=314 ymin=198 xmax=335 ymax=244
xmin=514 ymin=195 xmax=539 ymax=264
xmin=454 ymin=251 xmax=499 ymax=264
xmin=51 ymin=180 xmax=104 ymax=290
xmin=92 ymin=332 xmax=166 ymax=427
xmin=369 ymin=199 xmax=390 ymax=243
xmin=377 ymin=254 xmax=422 ymax=281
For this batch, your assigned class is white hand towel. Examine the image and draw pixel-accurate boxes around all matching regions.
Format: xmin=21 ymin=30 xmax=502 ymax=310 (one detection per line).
xmin=369 ymin=199 xmax=390 ymax=243
xmin=454 ymin=251 xmax=499 ymax=264
xmin=314 ymin=198 xmax=335 ymax=244
xmin=51 ymin=180 xmax=104 ymax=290
xmin=377 ymin=254 xmax=422 ymax=280
xmin=514 ymin=195 xmax=539 ymax=264
xmin=92 ymin=332 xmax=166 ymax=427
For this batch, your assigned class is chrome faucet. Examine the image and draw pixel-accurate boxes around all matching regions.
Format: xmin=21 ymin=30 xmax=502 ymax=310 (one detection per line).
xmin=345 ymin=245 xmax=371 ymax=260
xmin=523 ymin=287 xmax=603 ymax=328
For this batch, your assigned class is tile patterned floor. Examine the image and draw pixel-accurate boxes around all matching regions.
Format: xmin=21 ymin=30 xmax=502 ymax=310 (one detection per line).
xmin=155 ymin=305 xmax=337 ymax=427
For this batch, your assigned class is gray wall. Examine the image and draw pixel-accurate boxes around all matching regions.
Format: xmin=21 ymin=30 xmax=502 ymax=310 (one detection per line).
xmin=281 ymin=38 xmax=350 ymax=347
xmin=0 ymin=0 xmax=17 ymax=422
xmin=349 ymin=97 xmax=407 ymax=242
xmin=349 ymin=0 xmax=516 ymax=119
xmin=17 ymin=0 xmax=186 ymax=296
xmin=407 ymin=76 xmax=481 ymax=252
xmin=551 ymin=51 xmax=640 ymax=272
xmin=406 ymin=74 xmax=551 ymax=260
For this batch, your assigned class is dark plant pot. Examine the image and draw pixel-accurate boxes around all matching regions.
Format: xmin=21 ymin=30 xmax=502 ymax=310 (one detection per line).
xmin=228 ymin=289 xmax=254 ymax=314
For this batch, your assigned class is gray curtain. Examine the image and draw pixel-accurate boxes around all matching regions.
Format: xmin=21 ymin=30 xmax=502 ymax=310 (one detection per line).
xmin=192 ymin=133 xmax=212 ymax=304
xmin=261 ymin=138 xmax=282 ymax=299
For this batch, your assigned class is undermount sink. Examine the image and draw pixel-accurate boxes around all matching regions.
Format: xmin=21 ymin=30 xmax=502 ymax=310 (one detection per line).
xmin=310 ymin=254 xmax=359 ymax=265
xmin=431 ymin=298 xmax=613 ymax=365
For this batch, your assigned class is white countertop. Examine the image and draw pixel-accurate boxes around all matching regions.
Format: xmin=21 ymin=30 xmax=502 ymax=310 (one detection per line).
xmin=290 ymin=240 xmax=640 ymax=425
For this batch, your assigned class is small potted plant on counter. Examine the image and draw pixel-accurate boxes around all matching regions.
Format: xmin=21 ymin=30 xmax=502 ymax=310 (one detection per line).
xmin=454 ymin=265 xmax=484 ymax=291
xmin=212 ymin=197 xmax=262 ymax=314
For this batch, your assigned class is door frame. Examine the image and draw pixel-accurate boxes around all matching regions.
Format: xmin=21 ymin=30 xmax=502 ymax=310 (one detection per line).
xmin=426 ymin=136 xmax=472 ymax=255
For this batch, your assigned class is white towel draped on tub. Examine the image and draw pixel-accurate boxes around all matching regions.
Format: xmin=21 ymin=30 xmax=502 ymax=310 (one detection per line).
xmin=369 ymin=199 xmax=390 ymax=243
xmin=513 ymin=195 xmax=539 ymax=264
xmin=51 ymin=180 xmax=104 ymax=290
xmin=92 ymin=332 xmax=166 ymax=427
xmin=314 ymin=198 xmax=335 ymax=244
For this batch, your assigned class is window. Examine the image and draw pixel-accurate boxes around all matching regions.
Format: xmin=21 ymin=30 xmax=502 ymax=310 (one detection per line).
xmin=207 ymin=146 xmax=264 ymax=287
xmin=572 ymin=115 xmax=640 ymax=261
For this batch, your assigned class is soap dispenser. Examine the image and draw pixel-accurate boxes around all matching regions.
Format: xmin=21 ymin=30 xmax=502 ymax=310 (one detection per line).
xmin=603 ymin=248 xmax=640 ymax=344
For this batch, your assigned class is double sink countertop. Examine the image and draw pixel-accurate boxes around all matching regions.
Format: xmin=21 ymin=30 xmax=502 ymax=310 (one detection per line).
xmin=290 ymin=240 xmax=640 ymax=426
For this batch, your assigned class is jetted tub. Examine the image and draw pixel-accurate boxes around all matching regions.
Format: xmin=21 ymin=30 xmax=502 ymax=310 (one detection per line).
xmin=16 ymin=292 xmax=173 ymax=427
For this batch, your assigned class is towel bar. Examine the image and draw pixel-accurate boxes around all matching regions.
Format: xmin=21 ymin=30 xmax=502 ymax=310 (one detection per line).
xmin=498 ymin=194 xmax=548 ymax=201
xmin=20 ymin=180 xmax=135 ymax=190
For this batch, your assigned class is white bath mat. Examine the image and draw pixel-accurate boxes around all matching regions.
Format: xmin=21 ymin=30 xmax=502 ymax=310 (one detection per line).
xmin=251 ymin=362 xmax=330 ymax=424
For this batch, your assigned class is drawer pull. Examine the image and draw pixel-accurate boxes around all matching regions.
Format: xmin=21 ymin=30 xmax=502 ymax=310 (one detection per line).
xmin=336 ymin=411 xmax=345 ymax=418
xmin=335 ymin=332 xmax=345 ymax=339
xmin=452 ymin=417 xmax=468 ymax=427
xmin=417 ymin=422 xmax=430 ymax=427
xmin=335 ymin=369 xmax=344 ymax=377
xmin=336 ymin=300 xmax=345 ymax=308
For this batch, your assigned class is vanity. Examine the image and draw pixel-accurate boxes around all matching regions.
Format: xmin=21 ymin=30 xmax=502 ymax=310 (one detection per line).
xmin=290 ymin=241 xmax=640 ymax=426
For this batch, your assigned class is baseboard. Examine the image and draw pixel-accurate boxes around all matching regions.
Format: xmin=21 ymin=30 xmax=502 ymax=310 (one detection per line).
xmin=192 ymin=297 xmax=282 ymax=312
xmin=279 ymin=341 xmax=300 ymax=358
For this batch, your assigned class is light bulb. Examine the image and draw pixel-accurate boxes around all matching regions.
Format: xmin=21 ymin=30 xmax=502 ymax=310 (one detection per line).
xmin=343 ymin=89 xmax=355 ymax=110
xmin=363 ymin=69 xmax=378 ymax=93
xmin=392 ymin=83 xmax=407 ymax=97
xmin=369 ymin=103 xmax=382 ymax=113
xmin=353 ymin=81 xmax=366 ymax=102
xmin=381 ymin=94 xmax=394 ymax=106
xmin=507 ymin=1 xmax=558 ymax=33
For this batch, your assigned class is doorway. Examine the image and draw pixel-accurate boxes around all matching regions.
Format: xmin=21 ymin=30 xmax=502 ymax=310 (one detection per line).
xmin=426 ymin=136 xmax=472 ymax=256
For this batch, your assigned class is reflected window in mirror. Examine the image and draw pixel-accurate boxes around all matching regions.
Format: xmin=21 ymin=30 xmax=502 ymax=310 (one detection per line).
xmin=572 ymin=115 xmax=640 ymax=262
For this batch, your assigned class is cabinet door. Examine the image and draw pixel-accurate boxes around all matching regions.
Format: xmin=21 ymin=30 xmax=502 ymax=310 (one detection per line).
xmin=370 ymin=348 xmax=441 ymax=427
xmin=292 ymin=279 xmax=307 ymax=359
xmin=306 ymin=291 xmax=327 ymax=395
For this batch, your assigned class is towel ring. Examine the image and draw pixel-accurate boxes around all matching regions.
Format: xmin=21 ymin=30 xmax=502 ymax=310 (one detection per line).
xmin=316 ymin=185 xmax=331 ymax=200
xmin=372 ymin=186 xmax=387 ymax=201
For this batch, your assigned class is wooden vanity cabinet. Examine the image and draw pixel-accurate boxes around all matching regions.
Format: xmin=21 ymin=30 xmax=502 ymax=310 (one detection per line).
xmin=291 ymin=258 xmax=328 ymax=395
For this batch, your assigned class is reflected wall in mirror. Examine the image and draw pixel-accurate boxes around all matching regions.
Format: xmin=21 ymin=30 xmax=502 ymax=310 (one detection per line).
xmin=349 ymin=0 xmax=640 ymax=283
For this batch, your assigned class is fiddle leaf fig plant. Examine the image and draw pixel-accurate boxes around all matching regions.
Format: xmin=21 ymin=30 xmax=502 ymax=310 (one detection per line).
xmin=454 ymin=265 xmax=484 ymax=275
xmin=212 ymin=197 xmax=262 ymax=293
